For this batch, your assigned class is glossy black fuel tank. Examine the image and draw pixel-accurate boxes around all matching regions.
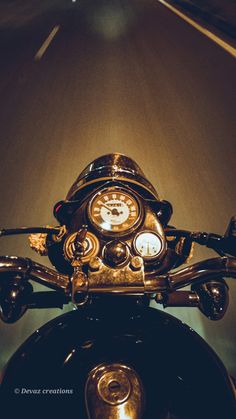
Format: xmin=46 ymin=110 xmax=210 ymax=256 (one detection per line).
xmin=1 ymin=303 xmax=235 ymax=418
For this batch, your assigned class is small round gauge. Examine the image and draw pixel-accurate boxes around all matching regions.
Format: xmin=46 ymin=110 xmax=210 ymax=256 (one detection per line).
xmin=133 ymin=231 xmax=163 ymax=260
xmin=88 ymin=188 xmax=141 ymax=234
xmin=63 ymin=231 xmax=100 ymax=264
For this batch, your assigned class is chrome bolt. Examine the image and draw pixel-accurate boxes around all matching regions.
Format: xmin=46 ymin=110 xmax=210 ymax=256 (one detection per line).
xmin=89 ymin=256 xmax=102 ymax=271
xmin=155 ymin=293 xmax=164 ymax=303
xmin=130 ymin=256 xmax=143 ymax=271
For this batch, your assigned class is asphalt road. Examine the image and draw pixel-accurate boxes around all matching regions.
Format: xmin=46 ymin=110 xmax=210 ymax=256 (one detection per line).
xmin=0 ymin=0 xmax=236 ymax=377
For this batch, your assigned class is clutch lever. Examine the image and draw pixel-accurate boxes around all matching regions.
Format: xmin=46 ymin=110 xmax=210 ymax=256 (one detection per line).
xmin=165 ymin=215 xmax=236 ymax=257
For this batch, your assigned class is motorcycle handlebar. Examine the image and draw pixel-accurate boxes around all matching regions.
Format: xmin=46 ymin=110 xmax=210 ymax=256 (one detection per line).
xmin=0 ymin=256 xmax=70 ymax=292
xmin=1 ymin=256 xmax=236 ymax=296
xmin=163 ymin=256 xmax=236 ymax=291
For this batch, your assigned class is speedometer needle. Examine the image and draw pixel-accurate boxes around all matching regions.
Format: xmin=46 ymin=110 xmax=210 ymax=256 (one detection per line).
xmin=101 ymin=203 xmax=112 ymax=211
xmin=101 ymin=204 xmax=121 ymax=216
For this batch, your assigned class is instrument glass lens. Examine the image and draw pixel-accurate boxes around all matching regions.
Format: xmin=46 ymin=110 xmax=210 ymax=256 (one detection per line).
xmin=89 ymin=190 xmax=140 ymax=233
xmin=134 ymin=232 xmax=162 ymax=259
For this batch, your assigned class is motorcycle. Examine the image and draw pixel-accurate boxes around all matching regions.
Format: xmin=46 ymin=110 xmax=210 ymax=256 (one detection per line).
xmin=0 ymin=153 xmax=235 ymax=418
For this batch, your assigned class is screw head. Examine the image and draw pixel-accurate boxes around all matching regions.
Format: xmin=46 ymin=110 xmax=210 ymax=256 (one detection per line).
xmin=89 ymin=256 xmax=102 ymax=271
xmin=130 ymin=256 xmax=143 ymax=270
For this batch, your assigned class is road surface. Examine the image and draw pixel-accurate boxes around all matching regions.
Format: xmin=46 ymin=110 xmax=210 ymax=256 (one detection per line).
xmin=0 ymin=0 xmax=235 ymax=376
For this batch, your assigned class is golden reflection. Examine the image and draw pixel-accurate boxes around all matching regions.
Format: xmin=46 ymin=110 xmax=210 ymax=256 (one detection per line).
xmin=115 ymin=403 xmax=136 ymax=419
xmin=85 ymin=363 xmax=144 ymax=419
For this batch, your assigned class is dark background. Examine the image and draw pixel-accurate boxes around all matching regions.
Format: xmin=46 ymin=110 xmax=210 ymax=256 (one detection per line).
xmin=0 ymin=0 xmax=235 ymax=377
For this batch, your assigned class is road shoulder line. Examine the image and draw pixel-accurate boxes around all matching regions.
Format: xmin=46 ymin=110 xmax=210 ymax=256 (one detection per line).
xmin=157 ymin=0 xmax=236 ymax=58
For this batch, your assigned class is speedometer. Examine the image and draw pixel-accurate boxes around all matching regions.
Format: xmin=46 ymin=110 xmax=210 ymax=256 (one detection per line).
xmin=88 ymin=188 xmax=141 ymax=234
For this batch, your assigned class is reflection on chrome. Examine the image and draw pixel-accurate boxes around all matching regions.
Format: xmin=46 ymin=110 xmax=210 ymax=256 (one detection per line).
xmin=85 ymin=363 xmax=144 ymax=419
xmin=63 ymin=349 xmax=75 ymax=365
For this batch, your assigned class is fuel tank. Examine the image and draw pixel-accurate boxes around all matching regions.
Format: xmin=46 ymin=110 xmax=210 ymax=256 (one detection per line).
xmin=0 ymin=303 xmax=235 ymax=418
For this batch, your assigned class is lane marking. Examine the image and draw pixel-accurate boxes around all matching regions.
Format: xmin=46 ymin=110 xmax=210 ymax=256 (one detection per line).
xmin=157 ymin=0 xmax=236 ymax=58
xmin=34 ymin=25 xmax=60 ymax=61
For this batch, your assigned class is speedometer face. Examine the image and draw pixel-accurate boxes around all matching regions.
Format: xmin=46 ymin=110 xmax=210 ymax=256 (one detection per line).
xmin=88 ymin=189 xmax=141 ymax=233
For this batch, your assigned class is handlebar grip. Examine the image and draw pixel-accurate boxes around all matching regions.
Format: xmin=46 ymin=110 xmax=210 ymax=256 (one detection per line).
xmin=25 ymin=291 xmax=70 ymax=309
